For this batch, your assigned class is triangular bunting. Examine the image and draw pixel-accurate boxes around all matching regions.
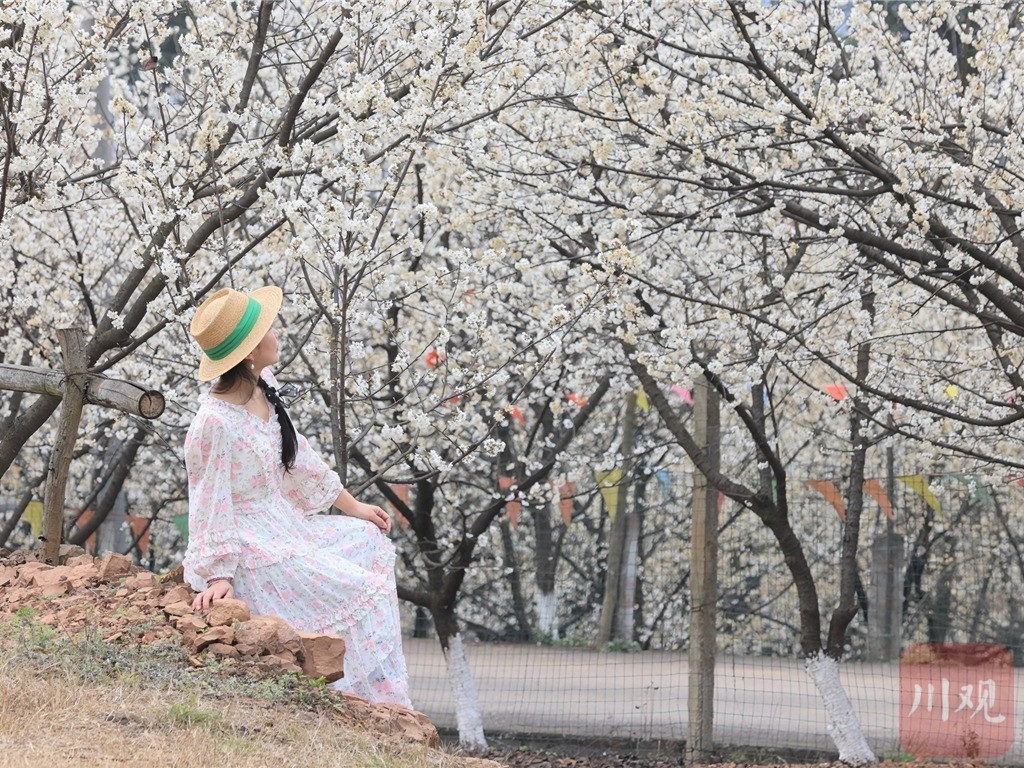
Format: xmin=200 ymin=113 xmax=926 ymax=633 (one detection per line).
xmin=73 ymin=509 xmax=99 ymax=553
xmin=558 ymin=482 xmax=574 ymax=527
xmin=862 ymin=479 xmax=894 ymax=520
xmin=389 ymin=483 xmax=411 ymax=528
xmin=670 ymin=386 xmax=693 ymax=405
xmin=954 ymin=474 xmax=990 ymax=506
xmin=126 ymin=515 xmax=151 ymax=555
xmin=898 ymin=475 xmax=942 ymax=517
xmin=499 ymin=475 xmax=521 ymax=528
xmin=823 ymin=383 xmax=848 ymax=401
xmin=173 ymin=513 xmax=189 ymax=544
xmin=806 ymin=480 xmax=846 ymax=521
xmin=596 ymin=469 xmax=623 ymax=521
xmin=23 ymin=500 xmax=43 ymax=537
xmin=636 ymin=387 xmax=649 ymax=413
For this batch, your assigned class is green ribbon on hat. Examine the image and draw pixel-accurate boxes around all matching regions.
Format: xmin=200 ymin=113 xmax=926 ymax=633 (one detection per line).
xmin=204 ymin=297 xmax=260 ymax=360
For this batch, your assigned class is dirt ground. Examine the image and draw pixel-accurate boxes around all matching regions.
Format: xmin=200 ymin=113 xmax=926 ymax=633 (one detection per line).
xmin=482 ymin=754 xmax=963 ymax=768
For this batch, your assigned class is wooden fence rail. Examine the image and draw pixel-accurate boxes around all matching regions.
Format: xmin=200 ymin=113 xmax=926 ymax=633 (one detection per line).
xmin=0 ymin=329 xmax=164 ymax=564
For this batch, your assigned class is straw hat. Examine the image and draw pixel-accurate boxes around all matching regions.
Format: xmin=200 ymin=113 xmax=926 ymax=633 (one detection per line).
xmin=190 ymin=286 xmax=282 ymax=381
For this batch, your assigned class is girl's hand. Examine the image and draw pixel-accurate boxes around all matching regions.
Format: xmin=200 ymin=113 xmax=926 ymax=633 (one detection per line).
xmin=348 ymin=502 xmax=392 ymax=533
xmin=191 ymin=579 xmax=234 ymax=611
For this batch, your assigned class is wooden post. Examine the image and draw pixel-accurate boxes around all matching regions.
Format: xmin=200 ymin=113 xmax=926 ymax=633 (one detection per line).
xmin=687 ymin=378 xmax=720 ymax=765
xmin=868 ymin=443 xmax=903 ymax=660
xmin=596 ymin=390 xmax=637 ymax=647
xmin=42 ymin=329 xmax=88 ymax=565
xmin=0 ymin=332 xmax=164 ymax=562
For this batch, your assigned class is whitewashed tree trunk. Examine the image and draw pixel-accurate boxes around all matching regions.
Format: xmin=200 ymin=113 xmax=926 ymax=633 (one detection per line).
xmin=805 ymin=652 xmax=877 ymax=766
xmin=536 ymin=589 xmax=559 ymax=639
xmin=444 ymin=633 xmax=487 ymax=749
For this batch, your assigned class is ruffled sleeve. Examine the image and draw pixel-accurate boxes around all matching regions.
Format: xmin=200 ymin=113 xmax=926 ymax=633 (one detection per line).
xmin=261 ymin=368 xmax=345 ymax=514
xmin=281 ymin=429 xmax=345 ymax=515
xmin=183 ymin=409 xmax=240 ymax=589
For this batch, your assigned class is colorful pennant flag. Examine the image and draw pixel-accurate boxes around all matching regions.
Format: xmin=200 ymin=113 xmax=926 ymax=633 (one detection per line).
xmin=499 ymin=475 xmax=521 ymax=528
xmin=389 ymin=483 xmax=410 ymax=529
xmin=806 ymin=480 xmax=846 ymax=521
xmin=173 ymin=513 xmax=189 ymax=544
xmin=635 ymin=387 xmax=649 ymax=413
xmin=73 ymin=509 xmax=99 ymax=553
xmin=954 ymin=474 xmax=990 ymax=506
xmin=670 ymin=386 xmax=693 ymax=405
xmin=898 ymin=475 xmax=942 ymax=517
xmin=126 ymin=515 xmax=151 ymax=555
xmin=823 ymin=383 xmax=848 ymax=401
xmin=23 ymin=500 xmax=43 ymax=537
xmin=862 ymin=479 xmax=894 ymax=520
xmin=655 ymin=469 xmax=671 ymax=497
xmin=557 ymin=482 xmax=574 ymax=527
xmin=596 ymin=469 xmax=623 ymax=521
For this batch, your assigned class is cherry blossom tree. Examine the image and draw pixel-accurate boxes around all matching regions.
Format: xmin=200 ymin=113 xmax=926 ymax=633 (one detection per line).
xmin=433 ymin=0 xmax=1024 ymax=762
xmin=0 ymin=0 xmax=601 ymax=748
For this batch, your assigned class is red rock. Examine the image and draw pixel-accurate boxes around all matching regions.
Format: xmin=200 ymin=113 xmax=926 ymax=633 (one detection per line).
xmin=205 ymin=598 xmax=250 ymax=627
xmin=158 ymin=585 xmax=193 ymax=607
xmin=0 ymin=566 xmax=15 ymax=587
xmin=369 ymin=704 xmax=440 ymax=747
xmin=234 ymin=615 xmax=301 ymax=657
xmin=31 ymin=566 xmax=71 ymax=586
xmin=173 ymin=614 xmax=209 ymax=633
xmin=57 ymin=544 xmax=86 ymax=563
xmin=123 ymin=572 xmax=159 ymax=589
xmin=63 ymin=555 xmax=95 ymax=568
xmin=298 ymin=631 xmax=346 ymax=683
xmin=163 ymin=601 xmax=192 ymax=617
xmin=204 ymin=642 xmax=240 ymax=659
xmin=189 ymin=624 xmax=235 ymax=652
xmin=257 ymin=655 xmax=302 ymax=676
xmin=39 ymin=583 xmax=67 ymax=598
xmin=97 ymin=552 xmax=132 ymax=580
xmin=17 ymin=563 xmax=51 ymax=585
xmin=68 ymin=564 xmax=99 ymax=585
xmin=234 ymin=616 xmax=283 ymax=656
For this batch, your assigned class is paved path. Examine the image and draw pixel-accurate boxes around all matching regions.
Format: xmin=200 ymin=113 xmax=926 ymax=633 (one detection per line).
xmin=405 ymin=639 xmax=1024 ymax=762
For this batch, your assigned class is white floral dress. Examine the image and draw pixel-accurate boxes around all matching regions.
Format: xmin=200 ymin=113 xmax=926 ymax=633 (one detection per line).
xmin=182 ymin=371 xmax=411 ymax=707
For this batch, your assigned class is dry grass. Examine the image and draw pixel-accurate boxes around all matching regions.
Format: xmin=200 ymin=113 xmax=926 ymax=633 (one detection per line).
xmin=0 ymin=612 xmax=489 ymax=768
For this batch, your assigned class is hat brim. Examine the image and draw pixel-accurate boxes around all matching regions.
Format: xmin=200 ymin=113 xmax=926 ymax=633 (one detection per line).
xmin=196 ymin=286 xmax=283 ymax=381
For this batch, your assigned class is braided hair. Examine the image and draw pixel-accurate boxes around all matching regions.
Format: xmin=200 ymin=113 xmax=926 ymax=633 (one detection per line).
xmin=258 ymin=377 xmax=298 ymax=470
xmin=214 ymin=363 xmax=298 ymax=470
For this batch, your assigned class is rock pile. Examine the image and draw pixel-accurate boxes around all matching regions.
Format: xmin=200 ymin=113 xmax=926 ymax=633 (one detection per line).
xmin=0 ymin=548 xmax=438 ymax=747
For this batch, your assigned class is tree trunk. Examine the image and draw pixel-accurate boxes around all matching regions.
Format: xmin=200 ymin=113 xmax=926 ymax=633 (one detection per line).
xmin=534 ymin=500 xmax=560 ymax=639
xmin=805 ymin=652 xmax=876 ymax=766
xmin=67 ymin=426 xmax=145 ymax=547
xmin=615 ymin=487 xmax=641 ymax=642
xmin=434 ymin=609 xmax=487 ymax=749
xmin=536 ymin=588 xmax=558 ymax=638
xmin=499 ymin=517 xmax=530 ymax=640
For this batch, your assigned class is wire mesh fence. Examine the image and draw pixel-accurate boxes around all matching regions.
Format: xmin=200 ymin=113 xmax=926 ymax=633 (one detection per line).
xmin=397 ymin=468 xmax=1024 ymax=760
xmin=5 ymin=466 xmax=1023 ymax=759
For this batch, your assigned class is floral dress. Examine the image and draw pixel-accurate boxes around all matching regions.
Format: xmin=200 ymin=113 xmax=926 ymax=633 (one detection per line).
xmin=182 ymin=371 xmax=411 ymax=708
